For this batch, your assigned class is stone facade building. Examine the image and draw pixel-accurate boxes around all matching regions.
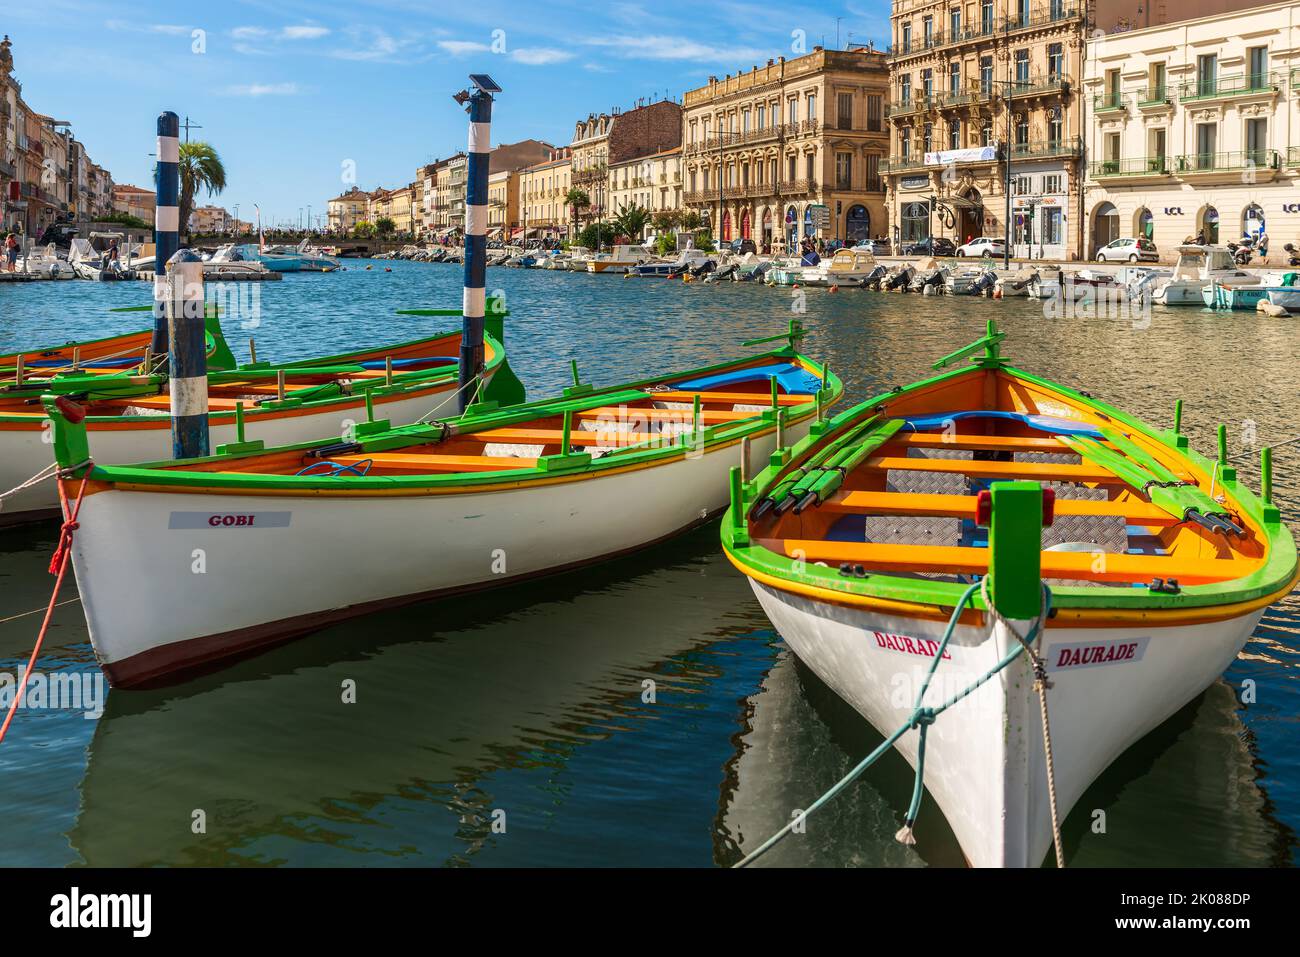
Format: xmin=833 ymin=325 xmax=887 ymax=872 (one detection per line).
xmin=1083 ymin=0 xmax=1300 ymax=256
xmin=569 ymin=100 xmax=681 ymax=224
xmin=682 ymin=47 xmax=890 ymax=250
xmin=883 ymin=1 xmax=1086 ymax=259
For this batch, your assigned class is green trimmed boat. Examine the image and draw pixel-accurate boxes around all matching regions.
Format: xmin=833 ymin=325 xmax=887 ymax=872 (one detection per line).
xmin=46 ymin=321 xmax=841 ymax=688
xmin=722 ymin=320 xmax=1297 ymax=867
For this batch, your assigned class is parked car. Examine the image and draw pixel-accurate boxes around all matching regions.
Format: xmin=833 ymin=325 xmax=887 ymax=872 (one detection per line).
xmin=956 ymin=236 xmax=1007 ymax=258
xmin=727 ymin=237 xmax=757 ymax=255
xmin=1095 ymin=237 xmax=1158 ymax=263
xmin=851 ymin=239 xmax=892 ymax=256
xmin=900 ymin=236 xmax=957 ymax=257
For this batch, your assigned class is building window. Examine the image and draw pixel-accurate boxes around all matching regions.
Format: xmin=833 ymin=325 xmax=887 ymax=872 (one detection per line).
xmin=902 ymin=22 xmax=912 ymax=52
xmin=788 ymin=154 xmax=797 ymax=180
xmin=1016 ymin=0 xmax=1030 ymax=27
xmin=1042 ymin=206 xmax=1062 ymax=245
xmin=980 ymin=58 xmax=993 ymax=96
xmin=1248 ymin=47 xmax=1268 ymax=89
xmin=1195 ymin=122 xmax=1217 ymax=167
xmin=807 ymin=94 xmax=817 ymax=123
xmin=901 ymin=74 xmax=912 ymax=103
xmin=757 ymin=105 xmax=765 ymax=130
xmin=836 ymin=151 xmax=852 ymax=189
xmin=1197 ymin=54 xmax=1217 ymax=96
xmin=806 ymin=153 xmax=816 ymax=181
xmin=690 ymin=171 xmax=697 ymax=192
xmin=867 ymin=94 xmax=882 ymax=131
xmin=1015 ymin=117 xmax=1029 ymax=148
xmin=1048 ymin=108 xmax=1062 ymax=146
xmin=1014 ymin=50 xmax=1029 ymax=86
xmin=950 ymin=7 xmax=961 ymax=39
xmin=923 ymin=15 xmax=934 ymax=47
xmin=1042 ymin=174 xmax=1062 ymax=194
xmin=923 ymin=123 xmax=933 ymax=153
xmin=1047 ymin=43 xmax=1062 ymax=80
xmin=867 ymin=153 xmax=881 ymax=191
xmin=980 ymin=122 xmax=993 ymax=147
xmin=1246 ymin=117 xmax=1268 ymax=165
xmin=1013 ymin=175 xmax=1032 ymax=195
xmin=949 ymin=62 xmax=961 ymax=96
xmin=743 ymin=110 xmax=751 ymax=133
xmin=838 ymin=92 xmax=853 ymax=130
xmin=901 ymin=128 xmax=911 ymax=160
xmin=902 ymin=201 xmax=930 ymax=242
xmin=922 ymin=68 xmax=933 ymax=98
xmin=949 ymin=119 xmax=961 ymax=150
xmin=788 ymin=98 xmax=797 ymax=126
xmin=980 ymin=0 xmax=993 ymax=34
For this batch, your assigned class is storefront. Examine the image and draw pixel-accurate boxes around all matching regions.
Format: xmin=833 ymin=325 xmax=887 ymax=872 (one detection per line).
xmin=845 ymin=204 xmax=870 ymax=243
xmin=1010 ymin=162 xmax=1070 ymax=260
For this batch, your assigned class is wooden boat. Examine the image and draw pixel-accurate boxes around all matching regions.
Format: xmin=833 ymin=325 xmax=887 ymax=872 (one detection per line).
xmin=47 ymin=323 xmax=841 ymax=688
xmin=1 ymin=308 xmax=512 ymax=523
xmin=722 ymin=320 xmax=1297 ymax=868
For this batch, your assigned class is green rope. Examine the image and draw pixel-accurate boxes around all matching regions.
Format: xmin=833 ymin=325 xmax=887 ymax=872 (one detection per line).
xmin=733 ymin=579 xmax=1052 ymax=868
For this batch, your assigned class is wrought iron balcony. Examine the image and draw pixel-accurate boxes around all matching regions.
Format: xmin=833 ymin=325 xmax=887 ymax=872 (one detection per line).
xmin=1178 ymin=72 xmax=1281 ymax=102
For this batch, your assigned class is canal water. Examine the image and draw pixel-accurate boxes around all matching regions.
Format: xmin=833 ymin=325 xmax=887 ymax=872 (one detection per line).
xmin=0 ymin=261 xmax=1296 ymax=867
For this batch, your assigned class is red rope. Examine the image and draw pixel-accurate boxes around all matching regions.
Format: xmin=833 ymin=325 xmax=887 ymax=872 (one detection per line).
xmin=0 ymin=468 xmax=92 ymax=747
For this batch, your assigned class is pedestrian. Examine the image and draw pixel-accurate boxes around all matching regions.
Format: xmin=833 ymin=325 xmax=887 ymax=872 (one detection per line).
xmin=4 ymin=232 xmax=17 ymax=273
xmin=1257 ymin=229 xmax=1269 ymax=263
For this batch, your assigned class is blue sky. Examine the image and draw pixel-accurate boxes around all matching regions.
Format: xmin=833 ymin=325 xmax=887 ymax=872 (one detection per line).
xmin=7 ymin=0 xmax=891 ymax=225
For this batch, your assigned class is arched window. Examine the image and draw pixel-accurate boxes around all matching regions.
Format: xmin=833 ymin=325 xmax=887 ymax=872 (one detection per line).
xmin=1201 ymin=206 xmax=1220 ymax=244
xmin=1242 ymin=203 xmax=1265 ymax=240
xmin=1136 ymin=207 xmax=1153 ymax=240
xmin=846 ymin=204 xmax=870 ymax=242
xmin=902 ymin=201 xmax=930 ymax=242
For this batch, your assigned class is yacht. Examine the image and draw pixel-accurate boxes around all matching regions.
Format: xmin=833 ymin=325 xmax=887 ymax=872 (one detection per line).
xmin=797 ymin=248 xmax=881 ymax=287
xmin=586 ymin=244 xmax=653 ymax=274
xmin=631 ymin=248 xmax=712 ymax=277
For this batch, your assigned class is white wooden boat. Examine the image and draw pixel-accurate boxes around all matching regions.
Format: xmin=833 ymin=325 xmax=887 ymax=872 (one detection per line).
xmin=49 ymin=334 xmax=842 ymax=687
xmin=724 ymin=321 xmax=1297 ymax=867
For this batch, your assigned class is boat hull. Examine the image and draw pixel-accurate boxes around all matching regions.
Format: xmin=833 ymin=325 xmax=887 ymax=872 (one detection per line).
xmin=0 ymin=380 xmax=478 ymax=523
xmin=747 ymin=578 xmax=1261 ymax=867
xmin=71 ymin=418 xmax=811 ymax=687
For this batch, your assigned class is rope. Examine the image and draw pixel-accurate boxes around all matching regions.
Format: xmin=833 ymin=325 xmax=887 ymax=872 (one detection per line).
xmin=1229 ymin=432 xmax=1300 ymax=461
xmin=0 ymin=597 xmax=80 ymax=626
xmin=0 ymin=462 xmax=59 ymax=509
xmin=733 ymin=578 xmax=1054 ymax=869
xmin=0 ymin=466 xmax=92 ymax=748
xmin=294 ymin=459 xmax=373 ymax=477
xmin=416 ymin=372 xmax=485 ymax=425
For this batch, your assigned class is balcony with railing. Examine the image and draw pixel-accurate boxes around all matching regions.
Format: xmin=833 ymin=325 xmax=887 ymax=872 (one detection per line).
xmin=1137 ymin=84 xmax=1171 ymax=108
xmin=880 ymin=155 xmax=926 ymax=174
xmin=1011 ymin=136 xmax=1082 ymax=159
xmin=1001 ymin=5 xmax=1082 ymax=35
xmin=1178 ymin=72 xmax=1281 ymax=102
xmin=1093 ymin=91 xmax=1125 ymax=112
xmin=1174 ymin=149 xmax=1280 ymax=182
xmin=1089 ymin=155 xmax=1172 ymax=179
xmin=1007 ymin=73 xmax=1071 ymax=98
xmin=1288 ymin=146 xmax=1300 ymax=167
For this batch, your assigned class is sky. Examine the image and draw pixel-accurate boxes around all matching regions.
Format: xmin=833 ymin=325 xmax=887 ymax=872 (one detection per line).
xmin=5 ymin=0 xmax=892 ymax=226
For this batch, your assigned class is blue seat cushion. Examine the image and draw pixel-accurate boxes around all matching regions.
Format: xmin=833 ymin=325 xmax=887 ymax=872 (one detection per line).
xmin=904 ymin=410 xmax=1103 ymax=438
xmin=673 ymin=362 xmax=821 ymax=395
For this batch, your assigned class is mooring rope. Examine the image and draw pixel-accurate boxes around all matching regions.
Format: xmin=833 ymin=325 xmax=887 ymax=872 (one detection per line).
xmin=0 ymin=466 xmax=92 ymax=747
xmin=732 ymin=578 xmax=1054 ymax=869
xmin=0 ymin=463 xmax=60 ymax=512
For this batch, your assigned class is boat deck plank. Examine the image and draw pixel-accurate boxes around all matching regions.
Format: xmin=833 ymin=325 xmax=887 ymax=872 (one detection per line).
xmin=823 ymin=490 xmax=1179 ymax=526
xmin=866 ymin=455 xmax=1118 ymax=484
xmin=775 ymin=539 xmax=1247 ymax=585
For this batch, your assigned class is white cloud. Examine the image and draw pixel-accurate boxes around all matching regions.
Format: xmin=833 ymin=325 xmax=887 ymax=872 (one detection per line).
xmin=231 ymin=26 xmax=270 ymax=40
xmin=437 ymin=40 xmax=490 ymax=56
xmin=105 ymin=19 xmax=191 ymax=35
xmin=511 ymin=47 xmax=574 ymax=65
xmin=223 ymin=83 xmax=302 ymax=97
xmin=331 ymin=27 xmax=425 ymax=63
xmin=282 ymin=25 xmax=330 ymax=40
xmin=583 ymin=34 xmax=770 ymax=62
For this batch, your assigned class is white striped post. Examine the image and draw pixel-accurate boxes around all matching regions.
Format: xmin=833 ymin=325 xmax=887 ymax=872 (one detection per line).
xmin=458 ymin=79 xmax=496 ymax=412
xmin=153 ymin=111 xmax=181 ymax=358
xmin=165 ymin=251 xmax=210 ymax=459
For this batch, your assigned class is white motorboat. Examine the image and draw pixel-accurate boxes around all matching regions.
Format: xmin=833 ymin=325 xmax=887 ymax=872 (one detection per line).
xmin=633 ymin=248 xmax=713 ymax=277
xmin=1151 ymin=245 xmax=1260 ymax=306
xmin=798 ymin=248 xmax=882 ymax=287
xmin=15 ymin=242 xmax=75 ymax=279
xmin=587 ymin=244 xmax=653 ymax=274
xmin=945 ymin=265 xmax=998 ymax=295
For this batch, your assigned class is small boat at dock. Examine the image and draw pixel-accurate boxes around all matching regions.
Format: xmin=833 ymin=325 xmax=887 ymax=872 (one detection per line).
xmin=0 ymin=311 xmax=510 ymax=524
xmin=1202 ymin=277 xmax=1300 ymax=311
xmin=1152 ymin=245 xmax=1259 ymax=306
xmin=723 ymin=320 xmax=1297 ymax=867
xmin=49 ymin=328 xmax=842 ymax=687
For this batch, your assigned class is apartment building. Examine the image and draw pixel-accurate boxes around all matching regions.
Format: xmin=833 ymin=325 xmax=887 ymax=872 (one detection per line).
xmin=884 ymin=1 xmax=1085 ymax=259
xmin=1083 ymin=1 xmax=1300 ymax=255
xmin=682 ymin=47 xmax=890 ymax=250
xmin=113 ymin=184 xmax=156 ymax=222
xmin=607 ymin=146 xmax=683 ymax=231
xmin=570 ymin=100 xmax=681 ymax=224
xmin=518 ymin=147 xmax=573 ymax=239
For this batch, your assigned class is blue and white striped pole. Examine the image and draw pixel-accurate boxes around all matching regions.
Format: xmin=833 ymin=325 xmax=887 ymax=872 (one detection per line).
xmin=459 ymin=83 xmax=495 ymax=412
xmin=165 ymin=250 xmax=210 ymax=459
xmin=153 ymin=111 xmax=181 ymax=358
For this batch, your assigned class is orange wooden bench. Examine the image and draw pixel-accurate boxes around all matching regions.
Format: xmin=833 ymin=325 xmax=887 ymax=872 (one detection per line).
xmin=822 ymin=491 xmax=1180 ymax=526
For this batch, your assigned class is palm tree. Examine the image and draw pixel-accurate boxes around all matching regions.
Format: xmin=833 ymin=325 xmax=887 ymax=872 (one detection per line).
xmin=176 ymin=142 xmax=227 ymax=242
xmin=614 ymin=203 xmax=652 ymax=243
xmin=564 ymin=187 xmax=590 ymax=241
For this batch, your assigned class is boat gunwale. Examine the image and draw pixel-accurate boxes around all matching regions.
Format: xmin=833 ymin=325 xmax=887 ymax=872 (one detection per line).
xmin=58 ymin=348 xmax=842 ymax=493
xmin=721 ymin=359 xmax=1298 ymax=614
xmin=0 ymin=330 xmax=503 ymax=426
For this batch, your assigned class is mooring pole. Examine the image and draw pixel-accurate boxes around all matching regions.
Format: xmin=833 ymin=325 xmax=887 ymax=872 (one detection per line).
xmin=165 ymin=251 xmax=210 ymax=458
xmin=457 ymin=77 xmax=497 ymax=413
xmin=153 ymin=111 xmax=181 ymax=359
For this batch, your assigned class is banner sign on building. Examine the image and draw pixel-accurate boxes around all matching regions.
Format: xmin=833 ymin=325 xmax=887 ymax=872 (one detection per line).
xmin=924 ymin=146 xmax=998 ymax=167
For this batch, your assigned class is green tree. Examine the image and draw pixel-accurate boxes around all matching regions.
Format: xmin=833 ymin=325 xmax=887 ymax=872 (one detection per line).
xmin=565 ymin=187 xmax=590 ymax=239
xmin=353 ymin=221 xmax=377 ymax=239
xmin=614 ymin=203 xmax=652 ymax=243
xmin=375 ymin=216 xmax=397 ymax=238
xmin=680 ymin=210 xmax=703 ymax=231
xmin=176 ymin=142 xmax=227 ymax=241
xmin=652 ymin=209 xmax=681 ymax=234
xmin=577 ymin=222 xmax=616 ymax=250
